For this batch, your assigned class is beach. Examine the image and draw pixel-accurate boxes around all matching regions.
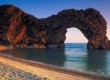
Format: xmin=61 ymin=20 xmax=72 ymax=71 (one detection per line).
xmin=0 ymin=62 xmax=42 ymax=80
xmin=0 ymin=45 xmax=110 ymax=80
xmin=0 ymin=45 xmax=44 ymax=80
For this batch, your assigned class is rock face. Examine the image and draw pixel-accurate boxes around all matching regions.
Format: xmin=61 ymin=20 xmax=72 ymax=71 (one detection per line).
xmin=0 ymin=4 xmax=110 ymax=49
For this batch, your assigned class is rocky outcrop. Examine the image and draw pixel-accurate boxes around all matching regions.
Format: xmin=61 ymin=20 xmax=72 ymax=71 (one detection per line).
xmin=0 ymin=4 xmax=110 ymax=49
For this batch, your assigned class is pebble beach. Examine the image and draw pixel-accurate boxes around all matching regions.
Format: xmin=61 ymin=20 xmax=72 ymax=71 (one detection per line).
xmin=0 ymin=62 xmax=43 ymax=80
xmin=0 ymin=45 xmax=46 ymax=80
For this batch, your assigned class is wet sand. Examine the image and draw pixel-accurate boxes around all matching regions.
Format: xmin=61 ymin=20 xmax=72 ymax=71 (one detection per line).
xmin=0 ymin=45 xmax=110 ymax=80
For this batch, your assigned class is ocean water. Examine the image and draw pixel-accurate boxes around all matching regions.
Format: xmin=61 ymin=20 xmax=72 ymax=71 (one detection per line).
xmin=1 ymin=43 xmax=110 ymax=76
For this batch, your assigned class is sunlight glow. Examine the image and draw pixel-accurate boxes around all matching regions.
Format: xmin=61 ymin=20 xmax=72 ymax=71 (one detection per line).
xmin=65 ymin=28 xmax=88 ymax=43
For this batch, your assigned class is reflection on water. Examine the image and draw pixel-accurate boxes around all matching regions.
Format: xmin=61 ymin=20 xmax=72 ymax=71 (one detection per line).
xmin=1 ymin=43 xmax=110 ymax=76
xmin=1 ymin=48 xmax=65 ymax=67
xmin=87 ymin=50 xmax=110 ymax=75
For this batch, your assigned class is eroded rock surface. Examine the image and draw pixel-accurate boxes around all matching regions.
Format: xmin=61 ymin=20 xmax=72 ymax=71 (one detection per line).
xmin=0 ymin=5 xmax=110 ymax=49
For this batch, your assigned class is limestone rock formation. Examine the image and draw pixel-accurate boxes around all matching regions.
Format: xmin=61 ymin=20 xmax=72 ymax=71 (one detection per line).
xmin=0 ymin=4 xmax=110 ymax=49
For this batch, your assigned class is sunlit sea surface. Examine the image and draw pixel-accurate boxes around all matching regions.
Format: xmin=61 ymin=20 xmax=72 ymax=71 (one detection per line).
xmin=1 ymin=43 xmax=110 ymax=76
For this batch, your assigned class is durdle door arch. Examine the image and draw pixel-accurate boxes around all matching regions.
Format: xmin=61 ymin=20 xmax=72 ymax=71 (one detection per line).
xmin=43 ymin=8 xmax=110 ymax=49
xmin=0 ymin=5 xmax=110 ymax=49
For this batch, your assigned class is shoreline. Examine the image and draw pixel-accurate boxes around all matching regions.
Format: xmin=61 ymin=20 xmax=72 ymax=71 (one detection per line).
xmin=0 ymin=53 xmax=110 ymax=80
xmin=0 ymin=45 xmax=110 ymax=80
xmin=0 ymin=53 xmax=88 ymax=80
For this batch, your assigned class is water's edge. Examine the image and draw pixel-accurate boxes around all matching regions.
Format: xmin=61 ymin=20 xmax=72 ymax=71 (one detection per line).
xmin=0 ymin=53 xmax=110 ymax=80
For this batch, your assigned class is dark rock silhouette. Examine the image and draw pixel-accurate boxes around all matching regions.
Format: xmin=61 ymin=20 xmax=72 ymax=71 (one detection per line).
xmin=0 ymin=4 xmax=110 ymax=49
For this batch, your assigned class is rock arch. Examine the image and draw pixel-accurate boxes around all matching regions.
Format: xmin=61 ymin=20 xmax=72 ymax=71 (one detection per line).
xmin=0 ymin=5 xmax=110 ymax=49
xmin=41 ymin=8 xmax=110 ymax=49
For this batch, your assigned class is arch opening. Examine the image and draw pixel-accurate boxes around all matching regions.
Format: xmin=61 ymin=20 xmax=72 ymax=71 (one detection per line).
xmin=65 ymin=28 xmax=88 ymax=43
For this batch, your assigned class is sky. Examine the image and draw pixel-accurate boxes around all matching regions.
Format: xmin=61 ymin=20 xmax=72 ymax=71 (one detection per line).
xmin=0 ymin=0 xmax=110 ymax=43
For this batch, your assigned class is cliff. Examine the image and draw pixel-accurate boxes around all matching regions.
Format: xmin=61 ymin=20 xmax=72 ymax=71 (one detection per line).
xmin=0 ymin=4 xmax=110 ymax=49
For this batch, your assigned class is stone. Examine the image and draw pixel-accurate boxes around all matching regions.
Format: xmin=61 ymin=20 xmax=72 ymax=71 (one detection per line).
xmin=0 ymin=4 xmax=110 ymax=49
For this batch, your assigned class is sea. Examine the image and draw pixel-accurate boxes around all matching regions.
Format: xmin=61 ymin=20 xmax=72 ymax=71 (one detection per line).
xmin=1 ymin=43 xmax=110 ymax=76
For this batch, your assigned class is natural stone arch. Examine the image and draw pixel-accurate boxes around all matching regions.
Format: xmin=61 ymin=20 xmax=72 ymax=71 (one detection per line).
xmin=0 ymin=5 xmax=110 ymax=49
xmin=42 ymin=8 xmax=110 ymax=49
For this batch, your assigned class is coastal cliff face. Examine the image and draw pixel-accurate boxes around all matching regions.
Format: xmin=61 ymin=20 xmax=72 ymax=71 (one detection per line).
xmin=0 ymin=5 xmax=110 ymax=49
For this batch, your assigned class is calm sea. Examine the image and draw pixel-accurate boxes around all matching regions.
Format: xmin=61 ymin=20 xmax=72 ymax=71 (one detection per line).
xmin=1 ymin=43 xmax=110 ymax=76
